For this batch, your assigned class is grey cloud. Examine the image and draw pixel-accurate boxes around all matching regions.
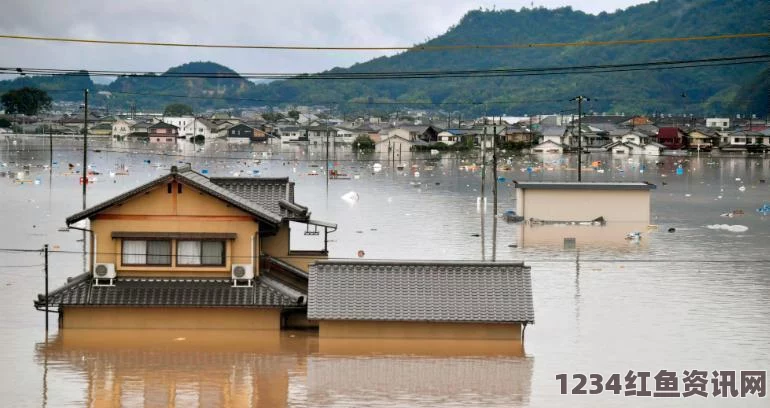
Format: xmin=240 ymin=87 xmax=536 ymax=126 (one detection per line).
xmin=0 ymin=0 xmax=649 ymax=76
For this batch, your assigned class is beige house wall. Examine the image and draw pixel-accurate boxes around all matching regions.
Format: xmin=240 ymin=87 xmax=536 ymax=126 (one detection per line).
xmin=62 ymin=307 xmax=281 ymax=330
xmin=518 ymin=222 xmax=652 ymax=248
xmin=260 ymin=223 xmax=327 ymax=272
xmin=90 ymin=181 xmax=259 ymax=278
xmin=516 ymin=188 xmax=651 ymax=223
xmin=319 ymin=320 xmax=522 ymax=340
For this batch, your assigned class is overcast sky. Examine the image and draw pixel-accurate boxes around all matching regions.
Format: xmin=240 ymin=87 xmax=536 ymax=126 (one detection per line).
xmin=0 ymin=0 xmax=650 ymax=82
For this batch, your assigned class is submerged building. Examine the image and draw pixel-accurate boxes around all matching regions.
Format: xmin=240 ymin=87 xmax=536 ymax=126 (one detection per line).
xmin=37 ymin=166 xmax=535 ymax=340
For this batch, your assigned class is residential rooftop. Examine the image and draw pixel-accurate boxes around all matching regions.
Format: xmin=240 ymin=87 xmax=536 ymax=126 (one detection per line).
xmin=513 ymin=181 xmax=656 ymax=191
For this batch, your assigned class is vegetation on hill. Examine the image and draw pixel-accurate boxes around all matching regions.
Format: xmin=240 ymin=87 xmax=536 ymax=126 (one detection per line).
xmin=1 ymin=87 xmax=52 ymax=115
xmin=0 ymin=0 xmax=766 ymax=116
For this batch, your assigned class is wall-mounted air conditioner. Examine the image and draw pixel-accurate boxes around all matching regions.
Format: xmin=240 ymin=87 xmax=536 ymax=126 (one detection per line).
xmin=231 ymin=264 xmax=254 ymax=287
xmin=93 ymin=263 xmax=116 ymax=286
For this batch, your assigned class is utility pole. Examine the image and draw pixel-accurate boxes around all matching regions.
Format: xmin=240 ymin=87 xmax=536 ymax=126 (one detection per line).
xmin=325 ymin=105 xmax=330 ymax=193
xmin=570 ymin=96 xmax=589 ymax=182
xmin=48 ymin=125 xmax=53 ymax=168
xmin=83 ymin=89 xmax=89 ymax=209
xmin=480 ymin=116 xmax=487 ymax=261
xmin=492 ymin=117 xmax=499 ymax=262
xmin=44 ymin=244 xmax=49 ymax=332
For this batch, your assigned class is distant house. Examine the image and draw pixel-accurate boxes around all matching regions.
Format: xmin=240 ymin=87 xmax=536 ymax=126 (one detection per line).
xmin=127 ymin=120 xmax=153 ymax=139
xmin=612 ymin=131 xmax=649 ymax=145
xmin=685 ymin=129 xmax=715 ymax=151
xmin=112 ymin=119 xmax=135 ymax=138
xmin=381 ymin=125 xmax=440 ymax=143
xmin=162 ymin=116 xmax=195 ymax=137
xmin=279 ymin=126 xmax=306 ymax=143
xmin=719 ymin=131 xmax=768 ymax=152
xmin=89 ymin=122 xmax=113 ymax=136
xmin=252 ymin=128 xmax=269 ymax=143
xmin=531 ymin=140 xmax=563 ymax=154
xmin=603 ymin=140 xmax=664 ymax=156
xmin=333 ymin=127 xmax=358 ymax=144
xmin=706 ymin=118 xmax=730 ymax=130
xmin=305 ymin=125 xmax=337 ymax=145
xmin=656 ymin=127 xmax=686 ymax=150
xmin=375 ymin=135 xmax=422 ymax=155
xmin=189 ymin=118 xmax=216 ymax=139
xmin=227 ymin=123 xmax=255 ymax=144
xmin=148 ymin=121 xmax=179 ymax=143
xmin=436 ymin=129 xmax=466 ymax=146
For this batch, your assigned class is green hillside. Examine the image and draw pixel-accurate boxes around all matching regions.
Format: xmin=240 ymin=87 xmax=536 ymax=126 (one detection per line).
xmin=0 ymin=0 xmax=767 ymax=115
xmin=250 ymin=0 xmax=769 ymax=115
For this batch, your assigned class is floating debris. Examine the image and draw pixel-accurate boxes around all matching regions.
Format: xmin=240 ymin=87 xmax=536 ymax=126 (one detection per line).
xmin=625 ymin=232 xmax=642 ymax=241
xmin=341 ymin=191 xmax=359 ymax=204
xmin=720 ymin=210 xmax=744 ymax=218
xmin=706 ymin=224 xmax=749 ymax=232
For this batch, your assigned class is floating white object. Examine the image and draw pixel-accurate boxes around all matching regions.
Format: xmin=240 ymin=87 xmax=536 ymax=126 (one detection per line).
xmin=738 ymin=186 xmax=746 ymax=192
xmin=341 ymin=191 xmax=359 ymax=204
xmin=372 ymin=163 xmax=382 ymax=172
xmin=414 ymin=172 xmax=420 ymax=178
xmin=706 ymin=224 xmax=749 ymax=232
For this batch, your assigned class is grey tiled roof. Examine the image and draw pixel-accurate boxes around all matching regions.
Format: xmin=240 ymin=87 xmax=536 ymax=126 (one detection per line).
xmin=308 ymin=260 xmax=534 ymax=323
xmin=209 ymin=177 xmax=307 ymax=219
xmin=36 ymin=273 xmax=299 ymax=308
xmin=66 ymin=168 xmax=287 ymax=225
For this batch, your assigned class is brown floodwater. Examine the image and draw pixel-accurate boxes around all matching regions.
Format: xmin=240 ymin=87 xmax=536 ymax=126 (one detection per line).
xmin=2 ymin=135 xmax=769 ymax=407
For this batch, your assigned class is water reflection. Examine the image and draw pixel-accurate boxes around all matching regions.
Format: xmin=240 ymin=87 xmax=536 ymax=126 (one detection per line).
xmin=36 ymin=330 xmax=533 ymax=407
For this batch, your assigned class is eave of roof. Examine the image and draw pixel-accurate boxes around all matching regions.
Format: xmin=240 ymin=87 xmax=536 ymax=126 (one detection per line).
xmin=514 ymin=181 xmax=656 ymax=191
xmin=308 ymin=260 xmax=534 ymax=324
xmin=66 ymin=168 xmax=283 ymax=226
xmin=35 ymin=274 xmax=300 ymax=308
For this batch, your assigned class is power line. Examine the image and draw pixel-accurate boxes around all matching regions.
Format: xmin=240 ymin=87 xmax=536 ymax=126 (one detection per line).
xmin=3 ymin=54 xmax=768 ymax=80
xmin=0 ymin=32 xmax=766 ymax=51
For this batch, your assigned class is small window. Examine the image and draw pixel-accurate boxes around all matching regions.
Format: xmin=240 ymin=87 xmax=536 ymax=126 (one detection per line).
xmin=177 ymin=240 xmax=225 ymax=266
xmin=122 ymin=240 xmax=171 ymax=265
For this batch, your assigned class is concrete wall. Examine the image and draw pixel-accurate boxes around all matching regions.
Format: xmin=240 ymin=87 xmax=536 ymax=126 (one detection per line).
xmin=319 ymin=320 xmax=522 ymax=340
xmin=91 ymin=181 xmax=259 ymax=278
xmin=62 ymin=307 xmax=281 ymax=330
xmin=516 ymin=188 xmax=651 ymax=224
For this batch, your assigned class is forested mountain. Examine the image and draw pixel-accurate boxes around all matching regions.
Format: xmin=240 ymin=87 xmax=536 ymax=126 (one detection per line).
xmin=1 ymin=0 xmax=767 ymax=115
xmin=251 ymin=0 xmax=768 ymax=115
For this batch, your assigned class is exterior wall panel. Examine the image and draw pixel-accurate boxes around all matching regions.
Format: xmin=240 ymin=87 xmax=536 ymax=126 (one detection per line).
xmin=63 ymin=307 xmax=281 ymax=330
xmin=319 ymin=320 xmax=522 ymax=340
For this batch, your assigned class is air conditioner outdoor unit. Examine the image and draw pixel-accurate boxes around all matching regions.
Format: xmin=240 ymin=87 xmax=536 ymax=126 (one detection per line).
xmin=93 ymin=263 xmax=116 ymax=286
xmin=231 ymin=264 xmax=254 ymax=287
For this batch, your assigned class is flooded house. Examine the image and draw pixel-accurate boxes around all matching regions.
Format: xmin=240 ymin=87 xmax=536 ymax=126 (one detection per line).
xmin=147 ymin=121 xmax=180 ymax=143
xmin=308 ymin=260 xmax=534 ymax=340
xmin=226 ymin=123 xmax=256 ymax=144
xmin=513 ymin=181 xmax=656 ymax=224
xmin=36 ymin=167 xmax=536 ymax=341
xmin=36 ymin=165 xmax=335 ymax=330
xmin=513 ymin=181 xmax=656 ymax=248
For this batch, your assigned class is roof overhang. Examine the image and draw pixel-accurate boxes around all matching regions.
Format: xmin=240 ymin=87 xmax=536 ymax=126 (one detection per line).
xmin=514 ymin=181 xmax=656 ymax=191
xmin=66 ymin=170 xmax=284 ymax=226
